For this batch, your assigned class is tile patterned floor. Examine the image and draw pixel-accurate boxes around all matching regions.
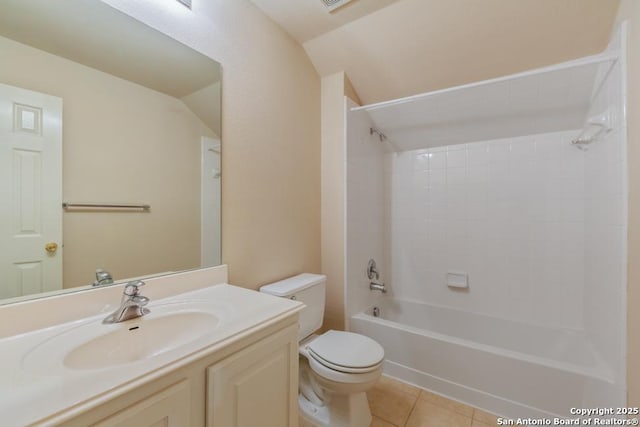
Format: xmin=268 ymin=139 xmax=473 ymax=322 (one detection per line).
xmin=367 ymin=375 xmax=499 ymax=427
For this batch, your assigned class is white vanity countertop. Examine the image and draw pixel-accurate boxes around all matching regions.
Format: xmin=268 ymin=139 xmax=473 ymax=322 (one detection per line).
xmin=0 ymin=284 xmax=302 ymax=426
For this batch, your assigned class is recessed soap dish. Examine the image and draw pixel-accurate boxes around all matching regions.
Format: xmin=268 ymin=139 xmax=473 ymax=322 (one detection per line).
xmin=447 ymin=272 xmax=468 ymax=289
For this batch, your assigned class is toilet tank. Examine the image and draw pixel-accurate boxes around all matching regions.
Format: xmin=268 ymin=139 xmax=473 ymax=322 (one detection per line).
xmin=260 ymin=273 xmax=326 ymax=340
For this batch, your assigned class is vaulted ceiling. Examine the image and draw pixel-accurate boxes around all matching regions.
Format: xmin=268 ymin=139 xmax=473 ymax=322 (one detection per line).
xmin=251 ymin=0 xmax=620 ymax=105
xmin=0 ymin=0 xmax=220 ymax=99
xmin=249 ymin=0 xmax=400 ymax=43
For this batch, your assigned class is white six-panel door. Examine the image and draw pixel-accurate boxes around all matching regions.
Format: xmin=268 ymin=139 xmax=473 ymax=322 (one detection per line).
xmin=0 ymin=83 xmax=63 ymax=299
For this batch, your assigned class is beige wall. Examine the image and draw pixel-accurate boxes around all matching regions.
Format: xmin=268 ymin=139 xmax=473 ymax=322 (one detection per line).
xmin=616 ymin=0 xmax=640 ymax=407
xmin=211 ymin=2 xmax=321 ymax=288
xmin=103 ymin=0 xmax=322 ymax=289
xmin=321 ymin=72 xmax=360 ymax=331
xmin=0 ymin=35 xmax=211 ymax=288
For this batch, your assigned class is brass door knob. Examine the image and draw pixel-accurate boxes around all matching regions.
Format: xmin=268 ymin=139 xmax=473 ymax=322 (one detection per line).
xmin=45 ymin=242 xmax=58 ymax=253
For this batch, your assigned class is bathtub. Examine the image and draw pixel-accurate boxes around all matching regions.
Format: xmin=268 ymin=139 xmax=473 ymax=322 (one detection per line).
xmin=351 ymin=299 xmax=622 ymax=419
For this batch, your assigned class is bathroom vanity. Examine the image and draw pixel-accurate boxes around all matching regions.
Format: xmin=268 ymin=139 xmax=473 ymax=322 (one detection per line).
xmin=0 ymin=266 xmax=302 ymax=427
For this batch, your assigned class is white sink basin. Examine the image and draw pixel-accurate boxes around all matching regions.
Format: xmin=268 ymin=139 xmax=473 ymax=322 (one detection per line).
xmin=22 ymin=301 xmax=226 ymax=373
xmin=65 ymin=311 xmax=218 ymax=370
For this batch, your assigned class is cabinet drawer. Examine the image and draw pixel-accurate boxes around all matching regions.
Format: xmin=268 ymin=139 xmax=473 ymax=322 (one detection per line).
xmin=93 ymin=379 xmax=190 ymax=427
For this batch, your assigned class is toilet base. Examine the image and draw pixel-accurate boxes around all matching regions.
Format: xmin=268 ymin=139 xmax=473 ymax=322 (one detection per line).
xmin=298 ymin=391 xmax=372 ymax=427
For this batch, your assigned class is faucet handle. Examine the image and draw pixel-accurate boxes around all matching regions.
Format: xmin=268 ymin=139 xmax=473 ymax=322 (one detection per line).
xmin=132 ymin=295 xmax=150 ymax=306
xmin=367 ymin=259 xmax=380 ymax=280
xmin=93 ymin=268 xmax=114 ymax=287
xmin=123 ymin=280 xmax=145 ymax=296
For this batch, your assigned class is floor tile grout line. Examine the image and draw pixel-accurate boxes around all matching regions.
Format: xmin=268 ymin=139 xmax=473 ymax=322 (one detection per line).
xmin=371 ymin=376 xmax=498 ymax=426
xmin=369 ymin=385 xmax=420 ymax=427
xmin=419 ymin=390 xmax=476 ymax=419
xmin=401 ymin=393 xmax=420 ymax=427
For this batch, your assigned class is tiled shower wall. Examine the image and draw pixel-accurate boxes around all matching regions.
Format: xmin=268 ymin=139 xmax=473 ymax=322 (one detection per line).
xmin=583 ymin=25 xmax=626 ymax=393
xmin=389 ymin=130 xmax=586 ymax=329
xmin=388 ymin=46 xmax=626 ymax=348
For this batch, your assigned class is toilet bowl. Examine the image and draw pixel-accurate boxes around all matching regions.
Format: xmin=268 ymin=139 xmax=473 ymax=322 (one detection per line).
xmin=304 ymin=331 xmax=383 ymax=388
xmin=260 ymin=274 xmax=384 ymax=427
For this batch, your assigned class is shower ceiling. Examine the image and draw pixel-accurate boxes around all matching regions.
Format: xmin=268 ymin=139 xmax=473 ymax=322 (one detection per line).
xmin=356 ymin=53 xmax=616 ymax=150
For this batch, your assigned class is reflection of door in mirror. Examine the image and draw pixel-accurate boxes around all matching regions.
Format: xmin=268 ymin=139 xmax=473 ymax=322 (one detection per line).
xmin=201 ymin=137 xmax=221 ymax=267
xmin=0 ymin=0 xmax=222 ymax=302
xmin=0 ymin=83 xmax=62 ymax=298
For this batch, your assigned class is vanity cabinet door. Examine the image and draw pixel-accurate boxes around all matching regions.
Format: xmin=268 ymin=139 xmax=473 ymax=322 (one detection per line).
xmin=92 ymin=379 xmax=191 ymax=427
xmin=206 ymin=324 xmax=298 ymax=427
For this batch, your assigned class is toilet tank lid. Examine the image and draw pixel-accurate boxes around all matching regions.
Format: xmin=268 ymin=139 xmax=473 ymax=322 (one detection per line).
xmin=259 ymin=273 xmax=326 ymax=297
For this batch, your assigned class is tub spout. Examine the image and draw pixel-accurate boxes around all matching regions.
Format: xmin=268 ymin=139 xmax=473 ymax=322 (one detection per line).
xmin=369 ymin=281 xmax=387 ymax=293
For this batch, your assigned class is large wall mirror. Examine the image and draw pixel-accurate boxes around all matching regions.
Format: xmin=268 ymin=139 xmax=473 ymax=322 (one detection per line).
xmin=0 ymin=0 xmax=222 ymax=303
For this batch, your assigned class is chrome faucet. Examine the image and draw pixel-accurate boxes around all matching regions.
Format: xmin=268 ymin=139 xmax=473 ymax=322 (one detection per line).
xmin=93 ymin=268 xmax=114 ymax=287
xmin=367 ymin=259 xmax=387 ymax=293
xmin=103 ymin=280 xmax=150 ymax=324
xmin=369 ymin=282 xmax=387 ymax=293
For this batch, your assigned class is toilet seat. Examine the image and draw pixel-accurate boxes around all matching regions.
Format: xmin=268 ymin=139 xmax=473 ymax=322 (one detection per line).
xmin=307 ymin=353 xmax=383 ymax=387
xmin=306 ymin=330 xmax=384 ymax=374
xmin=308 ymin=351 xmax=382 ymax=374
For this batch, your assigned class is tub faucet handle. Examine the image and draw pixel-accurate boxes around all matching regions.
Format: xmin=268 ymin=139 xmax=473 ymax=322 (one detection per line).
xmin=367 ymin=259 xmax=379 ymax=280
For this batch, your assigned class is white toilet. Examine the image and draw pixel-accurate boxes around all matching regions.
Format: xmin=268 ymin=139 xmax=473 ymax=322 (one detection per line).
xmin=260 ymin=273 xmax=384 ymax=427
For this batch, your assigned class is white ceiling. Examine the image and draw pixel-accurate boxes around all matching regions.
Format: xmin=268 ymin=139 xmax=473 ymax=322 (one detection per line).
xmin=251 ymin=0 xmax=620 ymax=105
xmin=249 ymin=0 xmax=400 ymax=43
